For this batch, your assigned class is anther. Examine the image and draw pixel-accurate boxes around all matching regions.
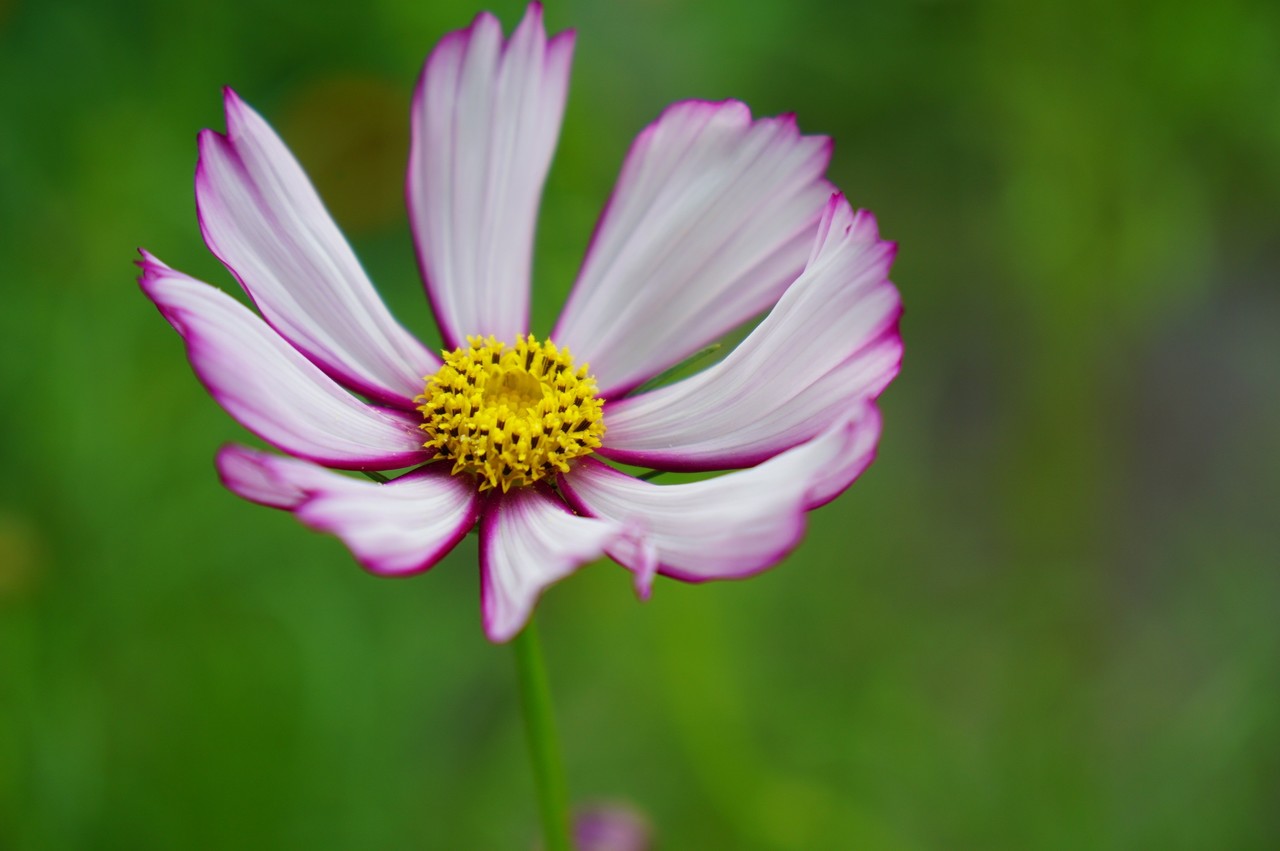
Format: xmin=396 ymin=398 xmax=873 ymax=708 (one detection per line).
xmin=415 ymin=335 xmax=605 ymax=492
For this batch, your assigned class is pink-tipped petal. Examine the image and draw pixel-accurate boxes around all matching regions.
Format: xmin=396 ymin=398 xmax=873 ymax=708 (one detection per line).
xmin=215 ymin=442 xmax=309 ymax=509
xmin=140 ymin=253 xmax=431 ymax=470
xmin=553 ymin=100 xmax=834 ymax=396
xmin=196 ymin=89 xmax=438 ymax=409
xmin=217 ymin=445 xmax=478 ymax=576
xmin=478 ymin=486 xmax=642 ymax=643
xmin=409 ymin=5 xmax=574 ymax=348
xmin=558 ymin=408 xmax=882 ymax=582
xmin=599 ymin=196 xmax=902 ymax=471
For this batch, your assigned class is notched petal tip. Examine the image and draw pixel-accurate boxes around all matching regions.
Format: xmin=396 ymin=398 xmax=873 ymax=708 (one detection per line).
xmin=598 ymin=178 xmax=899 ymax=472
xmin=195 ymin=126 xmax=226 ymax=157
xmin=216 ymin=88 xmax=257 ymax=142
xmin=215 ymin=443 xmax=307 ymax=510
xmin=797 ymin=403 xmax=884 ymax=511
xmin=196 ymin=81 xmax=440 ymax=407
xmin=220 ymin=86 xmax=257 ymax=130
xmin=548 ymin=28 xmax=577 ymax=50
xmin=136 ymin=258 xmax=200 ymax=335
xmin=469 ymin=9 xmax=502 ymax=35
xmin=409 ymin=0 xmax=574 ymax=351
xmin=561 ymin=409 xmax=885 ymax=584
xmin=515 ymin=1 xmax=544 ymax=28
xmin=479 ymin=488 xmax=633 ymax=644
xmin=134 ymin=248 xmax=167 ymax=282
xmin=667 ymin=98 xmax=751 ymax=127
xmin=554 ymin=92 xmax=837 ymax=396
xmin=807 ymin=196 xmax=897 ymax=271
xmin=139 ymin=261 xmax=432 ymax=469
xmin=220 ymin=451 xmax=479 ymax=578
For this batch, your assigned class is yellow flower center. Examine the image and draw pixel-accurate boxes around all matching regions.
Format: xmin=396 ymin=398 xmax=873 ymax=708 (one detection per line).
xmin=417 ymin=335 xmax=606 ymax=492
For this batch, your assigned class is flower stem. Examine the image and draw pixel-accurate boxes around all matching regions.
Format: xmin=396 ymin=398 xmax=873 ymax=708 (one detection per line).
xmin=512 ymin=619 xmax=573 ymax=851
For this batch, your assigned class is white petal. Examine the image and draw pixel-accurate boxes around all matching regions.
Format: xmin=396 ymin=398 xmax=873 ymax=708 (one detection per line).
xmin=217 ymin=446 xmax=478 ymax=575
xmin=409 ymin=5 xmax=574 ymax=348
xmin=559 ymin=409 xmax=882 ymax=582
xmin=197 ymin=89 xmax=438 ymax=408
xmin=553 ymin=100 xmax=834 ymax=396
xmin=215 ymin=441 xmax=308 ymax=509
xmin=600 ymin=196 xmax=901 ymax=470
xmin=140 ymin=253 xmax=431 ymax=470
xmin=479 ymin=487 xmax=643 ymax=643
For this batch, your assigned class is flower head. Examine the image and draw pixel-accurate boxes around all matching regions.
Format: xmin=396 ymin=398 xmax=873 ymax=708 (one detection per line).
xmin=138 ymin=3 xmax=902 ymax=642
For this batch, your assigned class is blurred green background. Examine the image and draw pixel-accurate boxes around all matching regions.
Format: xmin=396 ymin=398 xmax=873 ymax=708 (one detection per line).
xmin=3 ymin=0 xmax=1279 ymax=847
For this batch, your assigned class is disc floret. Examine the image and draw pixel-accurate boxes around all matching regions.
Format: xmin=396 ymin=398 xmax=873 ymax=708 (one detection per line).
xmin=417 ymin=335 xmax=606 ymax=492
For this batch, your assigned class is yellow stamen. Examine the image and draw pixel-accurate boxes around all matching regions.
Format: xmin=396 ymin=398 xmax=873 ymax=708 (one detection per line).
xmin=416 ymin=334 xmax=606 ymax=492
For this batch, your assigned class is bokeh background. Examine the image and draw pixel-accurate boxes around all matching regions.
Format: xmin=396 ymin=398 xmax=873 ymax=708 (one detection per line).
xmin=3 ymin=0 xmax=1279 ymax=847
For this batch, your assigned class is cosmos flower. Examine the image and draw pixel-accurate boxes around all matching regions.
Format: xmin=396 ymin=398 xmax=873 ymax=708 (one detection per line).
xmin=138 ymin=3 xmax=902 ymax=643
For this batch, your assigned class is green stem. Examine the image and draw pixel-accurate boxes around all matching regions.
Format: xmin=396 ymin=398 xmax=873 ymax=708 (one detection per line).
xmin=512 ymin=619 xmax=573 ymax=851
